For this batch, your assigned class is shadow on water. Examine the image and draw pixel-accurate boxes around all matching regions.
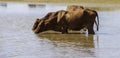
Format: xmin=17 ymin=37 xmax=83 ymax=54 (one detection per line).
xmin=35 ymin=32 xmax=99 ymax=57
xmin=36 ymin=32 xmax=97 ymax=48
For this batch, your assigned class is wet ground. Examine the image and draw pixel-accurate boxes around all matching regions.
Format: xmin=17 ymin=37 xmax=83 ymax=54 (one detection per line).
xmin=0 ymin=2 xmax=120 ymax=58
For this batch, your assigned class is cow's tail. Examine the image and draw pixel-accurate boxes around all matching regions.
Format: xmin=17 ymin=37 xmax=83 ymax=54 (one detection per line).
xmin=94 ymin=11 xmax=99 ymax=31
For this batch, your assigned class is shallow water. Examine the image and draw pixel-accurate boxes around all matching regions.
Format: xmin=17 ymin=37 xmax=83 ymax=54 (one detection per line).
xmin=0 ymin=2 xmax=120 ymax=58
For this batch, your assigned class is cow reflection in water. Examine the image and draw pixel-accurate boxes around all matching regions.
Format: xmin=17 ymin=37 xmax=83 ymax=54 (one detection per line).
xmin=37 ymin=34 xmax=99 ymax=57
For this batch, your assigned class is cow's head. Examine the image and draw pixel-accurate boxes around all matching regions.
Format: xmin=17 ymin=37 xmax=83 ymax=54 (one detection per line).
xmin=34 ymin=19 xmax=47 ymax=34
xmin=32 ymin=18 xmax=40 ymax=30
xmin=34 ymin=16 xmax=59 ymax=34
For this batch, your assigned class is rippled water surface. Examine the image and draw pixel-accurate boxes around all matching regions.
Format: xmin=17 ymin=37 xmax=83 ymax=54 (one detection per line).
xmin=0 ymin=2 xmax=120 ymax=58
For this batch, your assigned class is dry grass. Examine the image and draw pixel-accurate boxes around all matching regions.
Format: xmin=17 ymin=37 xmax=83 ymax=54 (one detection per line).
xmin=0 ymin=0 xmax=120 ymax=4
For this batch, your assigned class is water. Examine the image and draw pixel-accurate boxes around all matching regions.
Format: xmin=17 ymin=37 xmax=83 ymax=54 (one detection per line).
xmin=0 ymin=2 xmax=120 ymax=58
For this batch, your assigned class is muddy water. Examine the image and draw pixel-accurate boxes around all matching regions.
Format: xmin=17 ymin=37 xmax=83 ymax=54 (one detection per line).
xmin=0 ymin=2 xmax=120 ymax=58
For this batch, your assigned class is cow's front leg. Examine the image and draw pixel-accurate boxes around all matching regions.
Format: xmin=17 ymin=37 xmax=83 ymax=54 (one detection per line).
xmin=61 ymin=26 xmax=68 ymax=34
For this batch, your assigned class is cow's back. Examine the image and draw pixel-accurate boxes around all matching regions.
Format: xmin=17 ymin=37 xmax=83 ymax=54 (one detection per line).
xmin=65 ymin=10 xmax=87 ymax=30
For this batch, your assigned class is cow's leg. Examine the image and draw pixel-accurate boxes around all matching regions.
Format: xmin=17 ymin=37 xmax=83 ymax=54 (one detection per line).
xmin=53 ymin=26 xmax=62 ymax=32
xmin=61 ymin=29 xmax=68 ymax=34
xmin=87 ymin=24 xmax=95 ymax=34
xmin=61 ymin=26 xmax=68 ymax=34
xmin=88 ymin=28 xmax=95 ymax=34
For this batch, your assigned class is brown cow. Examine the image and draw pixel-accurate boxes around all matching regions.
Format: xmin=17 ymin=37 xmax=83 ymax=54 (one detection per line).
xmin=66 ymin=5 xmax=99 ymax=32
xmin=32 ymin=12 xmax=57 ymax=31
xmin=34 ymin=10 xmax=98 ymax=34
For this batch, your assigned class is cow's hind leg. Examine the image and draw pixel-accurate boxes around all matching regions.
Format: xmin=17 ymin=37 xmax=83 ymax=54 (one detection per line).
xmin=87 ymin=24 xmax=95 ymax=34
xmin=88 ymin=28 xmax=95 ymax=34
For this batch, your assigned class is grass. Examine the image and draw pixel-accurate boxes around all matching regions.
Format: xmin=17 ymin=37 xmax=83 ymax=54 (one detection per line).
xmin=0 ymin=0 xmax=120 ymax=4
